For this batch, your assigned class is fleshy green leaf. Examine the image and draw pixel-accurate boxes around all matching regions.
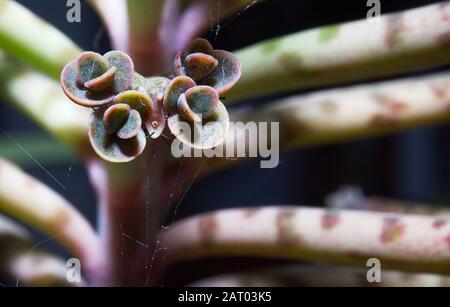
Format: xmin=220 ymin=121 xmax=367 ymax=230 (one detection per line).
xmin=89 ymin=108 xmax=146 ymax=163
xmin=185 ymin=53 xmax=218 ymax=82
xmin=84 ymin=67 xmax=116 ymax=91
xmin=177 ymin=93 xmax=201 ymax=123
xmin=103 ymin=103 xmax=130 ymax=134
xmin=202 ymin=50 xmax=242 ymax=94
xmin=163 ymin=76 xmax=196 ymax=114
xmin=182 ymin=38 xmax=214 ymax=59
xmin=168 ymin=100 xmax=229 ymax=150
xmin=145 ymin=76 xmax=171 ymax=102
xmin=175 ymin=38 xmax=214 ymax=75
xmin=117 ymin=109 xmax=142 ymax=139
xmin=77 ymin=52 xmax=109 ymax=86
xmin=184 ymin=85 xmax=219 ymax=119
xmin=103 ymin=50 xmax=134 ymax=93
xmin=113 ymin=90 xmax=153 ymax=123
xmin=61 ymin=50 xmax=136 ymax=107
xmin=60 ymin=60 xmax=115 ymax=107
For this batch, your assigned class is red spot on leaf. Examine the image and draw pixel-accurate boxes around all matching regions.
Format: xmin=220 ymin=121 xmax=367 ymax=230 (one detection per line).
xmin=277 ymin=209 xmax=302 ymax=246
xmin=380 ymin=217 xmax=405 ymax=244
xmin=198 ymin=215 xmax=218 ymax=246
xmin=243 ymin=208 xmax=261 ymax=218
xmin=433 ymin=219 xmax=447 ymax=230
xmin=321 ymin=212 xmax=340 ymax=230
xmin=445 ymin=234 xmax=450 ymax=249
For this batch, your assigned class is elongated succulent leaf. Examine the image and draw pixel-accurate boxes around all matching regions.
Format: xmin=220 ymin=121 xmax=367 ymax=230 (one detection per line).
xmin=117 ymin=109 xmax=142 ymax=140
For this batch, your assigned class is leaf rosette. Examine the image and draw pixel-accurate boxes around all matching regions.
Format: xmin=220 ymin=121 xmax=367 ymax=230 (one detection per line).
xmin=174 ymin=38 xmax=241 ymax=94
xmin=61 ymin=39 xmax=241 ymax=162
xmin=61 ymin=51 xmax=134 ymax=107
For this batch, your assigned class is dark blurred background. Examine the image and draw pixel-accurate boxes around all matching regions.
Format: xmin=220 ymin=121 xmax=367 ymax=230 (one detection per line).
xmin=0 ymin=0 xmax=448 ymax=255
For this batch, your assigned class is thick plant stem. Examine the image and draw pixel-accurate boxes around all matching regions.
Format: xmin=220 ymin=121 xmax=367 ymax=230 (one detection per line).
xmin=86 ymin=140 xmax=168 ymax=286
xmin=227 ymin=1 xmax=450 ymax=102
xmin=161 ymin=206 xmax=450 ymax=275
xmin=0 ymin=0 xmax=81 ymax=80
xmin=0 ymin=158 xmax=104 ymax=284
xmin=127 ymin=0 xmax=168 ymax=74
xmin=89 ymin=0 xmax=129 ymax=51
xmin=87 ymin=140 xmax=203 ymax=286
xmin=0 ymin=57 xmax=89 ymax=151
xmin=0 ymin=214 xmax=82 ymax=286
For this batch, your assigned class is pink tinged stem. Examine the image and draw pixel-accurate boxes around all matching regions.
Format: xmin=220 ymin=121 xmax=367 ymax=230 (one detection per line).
xmin=89 ymin=0 xmax=129 ymax=51
xmin=0 ymin=214 xmax=84 ymax=286
xmin=189 ymin=264 xmax=450 ymax=287
xmin=86 ymin=141 xmax=168 ymax=286
xmin=161 ymin=206 xmax=450 ymax=275
xmin=0 ymin=158 xmax=104 ymax=285
xmin=126 ymin=0 xmax=169 ymax=75
xmin=175 ymin=1 xmax=210 ymax=54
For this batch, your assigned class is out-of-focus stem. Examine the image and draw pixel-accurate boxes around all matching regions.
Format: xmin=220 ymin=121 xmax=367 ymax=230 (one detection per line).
xmin=89 ymin=0 xmax=129 ymax=51
xmin=227 ymin=1 xmax=450 ymax=102
xmin=0 ymin=0 xmax=81 ymax=80
xmin=189 ymin=265 xmax=450 ymax=287
xmin=0 ymin=214 xmax=82 ymax=286
xmin=127 ymin=0 xmax=167 ymax=74
xmin=161 ymin=206 xmax=450 ymax=275
xmin=248 ymin=72 xmax=450 ymax=149
xmin=86 ymin=141 xmax=168 ymax=286
xmin=0 ymin=57 xmax=90 ymax=151
xmin=206 ymin=72 xmax=450 ymax=174
xmin=0 ymin=158 xmax=104 ymax=284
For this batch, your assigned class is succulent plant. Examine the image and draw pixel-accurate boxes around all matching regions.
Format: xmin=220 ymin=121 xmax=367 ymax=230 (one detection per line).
xmin=61 ymin=51 xmax=134 ymax=107
xmin=3 ymin=0 xmax=450 ymax=289
xmin=61 ymin=40 xmax=240 ymax=162
xmin=174 ymin=38 xmax=242 ymax=94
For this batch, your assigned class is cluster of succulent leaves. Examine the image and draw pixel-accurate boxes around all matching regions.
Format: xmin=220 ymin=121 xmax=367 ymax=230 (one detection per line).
xmin=61 ymin=39 xmax=241 ymax=162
